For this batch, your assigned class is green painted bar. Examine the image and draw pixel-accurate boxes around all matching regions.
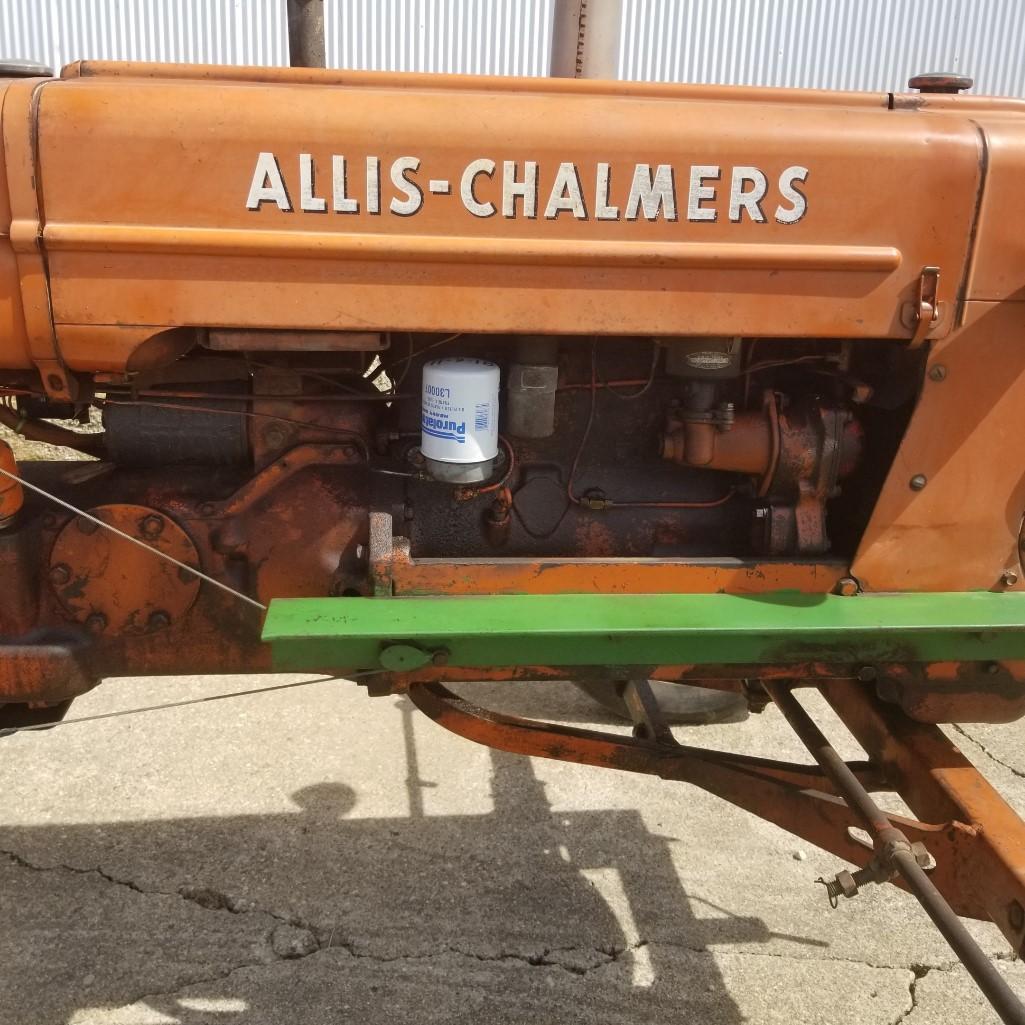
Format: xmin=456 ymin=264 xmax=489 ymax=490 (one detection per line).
xmin=262 ymin=591 xmax=1025 ymax=672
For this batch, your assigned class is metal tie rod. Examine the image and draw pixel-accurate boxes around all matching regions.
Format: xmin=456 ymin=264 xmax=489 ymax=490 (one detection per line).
xmin=763 ymin=681 xmax=1025 ymax=1025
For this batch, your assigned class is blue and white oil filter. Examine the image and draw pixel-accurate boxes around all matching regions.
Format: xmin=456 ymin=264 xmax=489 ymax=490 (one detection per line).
xmin=421 ymin=358 xmax=500 ymax=483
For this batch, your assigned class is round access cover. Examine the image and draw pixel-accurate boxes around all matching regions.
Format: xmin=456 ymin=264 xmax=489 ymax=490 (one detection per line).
xmin=49 ymin=504 xmax=201 ymax=636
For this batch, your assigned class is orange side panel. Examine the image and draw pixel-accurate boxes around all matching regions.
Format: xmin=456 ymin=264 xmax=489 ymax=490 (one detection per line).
xmin=20 ymin=68 xmax=983 ymax=372
xmin=964 ymin=115 xmax=1025 ymax=302
xmin=0 ymin=80 xmax=31 ymax=370
xmin=852 ymin=300 xmax=1025 ymax=592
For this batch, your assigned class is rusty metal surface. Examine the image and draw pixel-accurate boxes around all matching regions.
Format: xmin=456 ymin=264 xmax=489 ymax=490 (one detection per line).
xmin=48 ymin=504 xmax=202 ymax=637
xmin=408 ymin=680 xmax=886 ymax=792
xmin=822 ymin=683 xmax=1025 ymax=954
xmin=385 ymin=536 xmax=849 ymax=595
xmin=764 ymin=679 xmax=1025 ymax=1021
xmin=409 ymin=678 xmax=1025 ymax=956
xmin=877 ymin=662 xmax=1025 ymax=725
xmin=0 ymin=639 xmax=96 ymax=704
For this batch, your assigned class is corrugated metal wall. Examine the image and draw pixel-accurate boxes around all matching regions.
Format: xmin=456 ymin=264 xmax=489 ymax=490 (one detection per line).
xmin=2 ymin=0 xmax=1024 ymax=97
xmin=324 ymin=0 xmax=1025 ymax=96
xmin=618 ymin=0 xmax=1025 ymax=96
xmin=0 ymin=0 xmax=288 ymax=71
xmin=325 ymin=0 xmax=554 ymax=75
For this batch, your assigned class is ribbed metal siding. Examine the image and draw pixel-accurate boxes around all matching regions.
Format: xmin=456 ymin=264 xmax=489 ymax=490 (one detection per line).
xmin=1 ymin=0 xmax=287 ymax=71
xmin=619 ymin=0 xmax=1025 ymax=97
xmin=326 ymin=0 xmax=555 ymax=75
xmin=5 ymin=1 xmax=1025 ymax=98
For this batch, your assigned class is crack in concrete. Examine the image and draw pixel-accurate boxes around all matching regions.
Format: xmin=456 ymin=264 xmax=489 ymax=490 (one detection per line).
xmin=112 ymin=939 xmax=935 ymax=1014
xmin=340 ymin=942 xmax=617 ymax=975
xmin=1 ymin=848 xmax=307 ymax=931
xmin=891 ymin=963 xmax=930 ymax=1025
xmin=953 ymin=724 xmax=1025 ymax=782
xmin=104 ymin=957 xmax=280 ymax=1015
xmin=0 ymin=847 xmax=993 ymax=974
xmin=119 ymin=943 xmax=630 ymax=1009
xmin=3 ymin=842 xmax=1012 ymax=1024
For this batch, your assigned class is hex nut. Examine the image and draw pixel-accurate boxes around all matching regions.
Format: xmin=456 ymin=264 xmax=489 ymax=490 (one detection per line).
xmin=928 ymin=364 xmax=947 ymax=382
xmin=1002 ymin=570 xmax=1019 ymax=588
xmin=836 ymin=870 xmax=859 ymax=899
xmin=834 ymin=577 xmax=859 ymax=597
xmin=909 ymin=474 xmax=928 ymax=491
xmin=75 ymin=515 xmax=99 ymax=535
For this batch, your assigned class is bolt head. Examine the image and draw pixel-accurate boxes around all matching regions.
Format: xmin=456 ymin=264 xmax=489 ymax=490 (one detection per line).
xmin=84 ymin=612 xmax=107 ymax=634
xmin=140 ymin=514 xmax=164 ymax=538
xmin=835 ymin=577 xmax=859 ymax=597
xmin=431 ymin=649 xmax=450 ymax=666
xmin=263 ymin=425 xmax=287 ymax=448
xmin=75 ymin=515 xmax=99 ymax=535
xmin=147 ymin=610 xmax=171 ymax=630
xmin=928 ymin=364 xmax=947 ymax=382
xmin=48 ymin=563 xmax=71 ymax=586
xmin=909 ymin=474 xmax=928 ymax=491
xmin=857 ymin=665 xmax=878 ymax=683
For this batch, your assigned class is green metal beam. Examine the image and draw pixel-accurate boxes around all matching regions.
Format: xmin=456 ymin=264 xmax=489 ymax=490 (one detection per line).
xmin=262 ymin=591 xmax=1025 ymax=673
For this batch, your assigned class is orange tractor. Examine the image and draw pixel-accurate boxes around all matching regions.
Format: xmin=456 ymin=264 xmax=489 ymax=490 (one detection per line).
xmin=1 ymin=60 xmax=1024 ymax=1021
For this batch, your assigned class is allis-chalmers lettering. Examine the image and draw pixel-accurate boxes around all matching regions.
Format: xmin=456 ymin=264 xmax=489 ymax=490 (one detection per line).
xmin=246 ymin=151 xmax=810 ymax=224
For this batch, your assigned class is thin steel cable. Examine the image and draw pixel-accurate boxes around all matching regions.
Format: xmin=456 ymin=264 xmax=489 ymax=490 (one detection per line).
xmin=0 ymin=467 xmax=266 ymax=612
xmin=0 ymin=672 xmax=385 ymax=738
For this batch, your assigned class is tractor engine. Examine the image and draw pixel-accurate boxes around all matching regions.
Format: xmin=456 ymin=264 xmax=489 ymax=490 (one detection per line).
xmin=88 ymin=329 xmax=878 ymax=570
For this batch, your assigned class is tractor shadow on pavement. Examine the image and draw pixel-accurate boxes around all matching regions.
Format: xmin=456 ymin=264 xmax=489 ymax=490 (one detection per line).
xmin=1 ymin=682 xmax=827 ymax=1024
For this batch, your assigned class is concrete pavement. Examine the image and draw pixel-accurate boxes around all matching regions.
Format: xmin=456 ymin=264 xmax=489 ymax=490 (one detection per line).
xmin=1 ymin=676 xmax=1024 ymax=1024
